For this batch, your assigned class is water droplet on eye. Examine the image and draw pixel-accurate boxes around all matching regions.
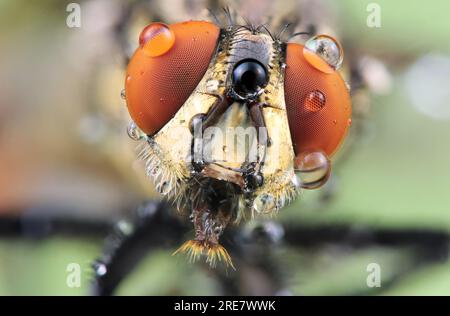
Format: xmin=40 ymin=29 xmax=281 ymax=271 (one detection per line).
xmin=303 ymin=34 xmax=343 ymax=73
xmin=156 ymin=181 xmax=170 ymax=195
xmin=139 ymin=22 xmax=175 ymax=57
xmin=93 ymin=260 xmax=107 ymax=277
xmin=120 ymin=89 xmax=126 ymax=100
xmin=253 ymin=193 xmax=276 ymax=214
xmin=305 ymin=90 xmax=326 ymax=112
xmin=127 ymin=121 xmax=144 ymax=141
xmin=294 ymin=150 xmax=331 ymax=189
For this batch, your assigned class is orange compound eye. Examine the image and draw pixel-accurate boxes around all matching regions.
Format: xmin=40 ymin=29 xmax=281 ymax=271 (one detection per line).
xmin=125 ymin=21 xmax=220 ymax=135
xmin=284 ymin=41 xmax=352 ymax=159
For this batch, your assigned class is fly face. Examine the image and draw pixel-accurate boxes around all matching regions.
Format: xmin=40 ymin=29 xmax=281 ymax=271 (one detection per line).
xmin=124 ymin=20 xmax=351 ymax=268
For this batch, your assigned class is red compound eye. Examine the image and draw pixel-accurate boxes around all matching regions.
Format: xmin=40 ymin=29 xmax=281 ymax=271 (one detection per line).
xmin=125 ymin=21 xmax=220 ymax=135
xmin=284 ymin=39 xmax=352 ymax=160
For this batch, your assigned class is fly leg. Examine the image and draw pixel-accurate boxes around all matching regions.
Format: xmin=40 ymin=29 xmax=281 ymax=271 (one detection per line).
xmin=191 ymin=92 xmax=232 ymax=172
xmin=243 ymin=101 xmax=268 ymax=192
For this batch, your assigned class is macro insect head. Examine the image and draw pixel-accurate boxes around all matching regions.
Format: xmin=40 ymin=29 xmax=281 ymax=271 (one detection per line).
xmin=123 ymin=13 xmax=352 ymax=269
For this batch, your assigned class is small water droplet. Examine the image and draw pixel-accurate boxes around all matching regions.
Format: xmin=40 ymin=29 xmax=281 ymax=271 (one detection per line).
xmin=127 ymin=121 xmax=144 ymax=141
xmin=126 ymin=75 xmax=131 ymax=83
xmin=159 ymin=97 xmax=165 ymax=103
xmin=294 ymin=150 xmax=331 ymax=190
xmin=305 ymin=90 xmax=326 ymax=112
xmin=157 ymin=181 xmax=171 ymax=195
xmin=303 ymin=34 xmax=343 ymax=73
xmin=93 ymin=261 xmax=107 ymax=277
xmin=347 ymin=118 xmax=352 ymax=126
xmin=253 ymin=193 xmax=276 ymax=214
xmin=151 ymin=166 xmax=160 ymax=176
xmin=120 ymin=89 xmax=126 ymax=100
xmin=333 ymin=119 xmax=337 ymax=125
xmin=192 ymin=36 xmax=197 ymax=41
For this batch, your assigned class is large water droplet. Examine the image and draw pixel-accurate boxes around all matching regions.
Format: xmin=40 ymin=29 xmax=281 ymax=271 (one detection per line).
xmin=294 ymin=150 xmax=331 ymax=189
xmin=303 ymin=35 xmax=343 ymax=73
xmin=305 ymin=90 xmax=326 ymax=112
xmin=253 ymin=193 xmax=276 ymax=214
xmin=139 ymin=23 xmax=175 ymax=57
xmin=127 ymin=121 xmax=144 ymax=141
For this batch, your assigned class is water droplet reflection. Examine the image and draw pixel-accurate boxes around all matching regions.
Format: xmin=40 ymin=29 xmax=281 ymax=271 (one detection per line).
xmin=304 ymin=35 xmax=343 ymax=73
xmin=139 ymin=23 xmax=175 ymax=57
xmin=305 ymin=90 xmax=326 ymax=112
xmin=93 ymin=261 xmax=107 ymax=277
xmin=156 ymin=181 xmax=171 ymax=196
xmin=294 ymin=150 xmax=331 ymax=189
xmin=127 ymin=121 xmax=145 ymax=141
xmin=253 ymin=193 xmax=276 ymax=214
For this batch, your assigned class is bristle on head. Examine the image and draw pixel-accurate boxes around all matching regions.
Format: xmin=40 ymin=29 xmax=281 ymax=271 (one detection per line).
xmin=172 ymin=240 xmax=235 ymax=270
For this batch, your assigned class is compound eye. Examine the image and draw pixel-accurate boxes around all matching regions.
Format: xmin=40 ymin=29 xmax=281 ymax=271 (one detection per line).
xmin=125 ymin=21 xmax=220 ymax=135
xmin=284 ymin=40 xmax=351 ymax=161
xmin=232 ymin=59 xmax=268 ymax=96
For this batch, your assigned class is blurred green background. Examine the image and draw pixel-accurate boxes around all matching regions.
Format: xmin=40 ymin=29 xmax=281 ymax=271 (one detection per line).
xmin=1 ymin=0 xmax=450 ymax=295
